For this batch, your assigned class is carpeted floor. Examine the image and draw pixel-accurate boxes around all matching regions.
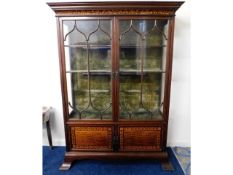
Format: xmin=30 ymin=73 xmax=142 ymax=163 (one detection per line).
xmin=43 ymin=146 xmax=185 ymax=175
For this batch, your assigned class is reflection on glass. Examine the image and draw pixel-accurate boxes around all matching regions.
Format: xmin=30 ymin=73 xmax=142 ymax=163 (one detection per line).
xmin=63 ymin=19 xmax=112 ymax=120
xmin=119 ymin=19 xmax=167 ymax=120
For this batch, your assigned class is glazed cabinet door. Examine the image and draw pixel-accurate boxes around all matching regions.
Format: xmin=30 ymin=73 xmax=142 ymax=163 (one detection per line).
xmin=62 ymin=18 xmax=114 ymax=120
xmin=116 ymin=18 xmax=169 ymax=151
xmin=117 ymin=18 xmax=168 ymax=121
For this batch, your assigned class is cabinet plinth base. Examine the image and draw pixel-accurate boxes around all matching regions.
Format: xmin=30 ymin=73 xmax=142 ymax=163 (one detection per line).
xmin=60 ymin=151 xmax=170 ymax=170
xmin=161 ymin=161 xmax=174 ymax=171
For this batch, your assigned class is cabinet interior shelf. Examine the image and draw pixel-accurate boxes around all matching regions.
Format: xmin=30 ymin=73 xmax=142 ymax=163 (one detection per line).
xmin=74 ymin=89 xmax=110 ymax=93
xmin=120 ymin=69 xmax=165 ymax=73
xmin=64 ymin=44 xmax=166 ymax=49
xmin=66 ymin=69 xmax=165 ymax=75
xmin=66 ymin=70 xmax=111 ymax=75
xmin=120 ymin=45 xmax=166 ymax=48
xmin=73 ymin=89 xmax=159 ymax=93
xmin=64 ymin=44 xmax=111 ymax=49
xmin=120 ymin=89 xmax=160 ymax=93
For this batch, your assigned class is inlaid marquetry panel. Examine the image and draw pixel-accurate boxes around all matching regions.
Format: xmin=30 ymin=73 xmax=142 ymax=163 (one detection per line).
xmin=120 ymin=127 xmax=161 ymax=151
xmin=56 ymin=9 xmax=173 ymax=16
xmin=71 ymin=127 xmax=113 ymax=151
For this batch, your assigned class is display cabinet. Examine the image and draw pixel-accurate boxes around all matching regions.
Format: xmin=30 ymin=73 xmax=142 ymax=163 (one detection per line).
xmin=48 ymin=1 xmax=184 ymax=171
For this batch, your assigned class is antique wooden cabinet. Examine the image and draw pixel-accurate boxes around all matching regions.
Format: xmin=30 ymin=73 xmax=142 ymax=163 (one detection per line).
xmin=48 ymin=1 xmax=184 ymax=171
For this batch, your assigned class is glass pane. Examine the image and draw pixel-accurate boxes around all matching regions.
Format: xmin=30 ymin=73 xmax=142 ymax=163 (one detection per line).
xmin=89 ymin=49 xmax=111 ymax=71
xmin=119 ymin=19 xmax=168 ymax=120
xmin=65 ymin=47 xmax=88 ymax=70
xmin=89 ymin=75 xmax=112 ymax=120
xmin=67 ymin=73 xmax=112 ymax=120
xmin=63 ymin=19 xmax=112 ymax=120
xmin=120 ymin=75 xmax=140 ymax=119
xmin=143 ymin=48 xmax=162 ymax=70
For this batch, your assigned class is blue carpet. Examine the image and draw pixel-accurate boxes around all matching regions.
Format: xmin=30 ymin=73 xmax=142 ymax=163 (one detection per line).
xmin=43 ymin=146 xmax=184 ymax=175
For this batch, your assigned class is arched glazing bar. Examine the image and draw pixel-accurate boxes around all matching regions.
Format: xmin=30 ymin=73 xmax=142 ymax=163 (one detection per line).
xmin=119 ymin=19 xmax=166 ymax=119
xmin=65 ymin=20 xmax=112 ymax=119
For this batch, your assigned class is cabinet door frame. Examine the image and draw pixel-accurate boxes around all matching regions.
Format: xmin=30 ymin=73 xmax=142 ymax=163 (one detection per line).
xmin=58 ymin=17 xmax=116 ymax=122
xmin=114 ymin=16 xmax=174 ymax=122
